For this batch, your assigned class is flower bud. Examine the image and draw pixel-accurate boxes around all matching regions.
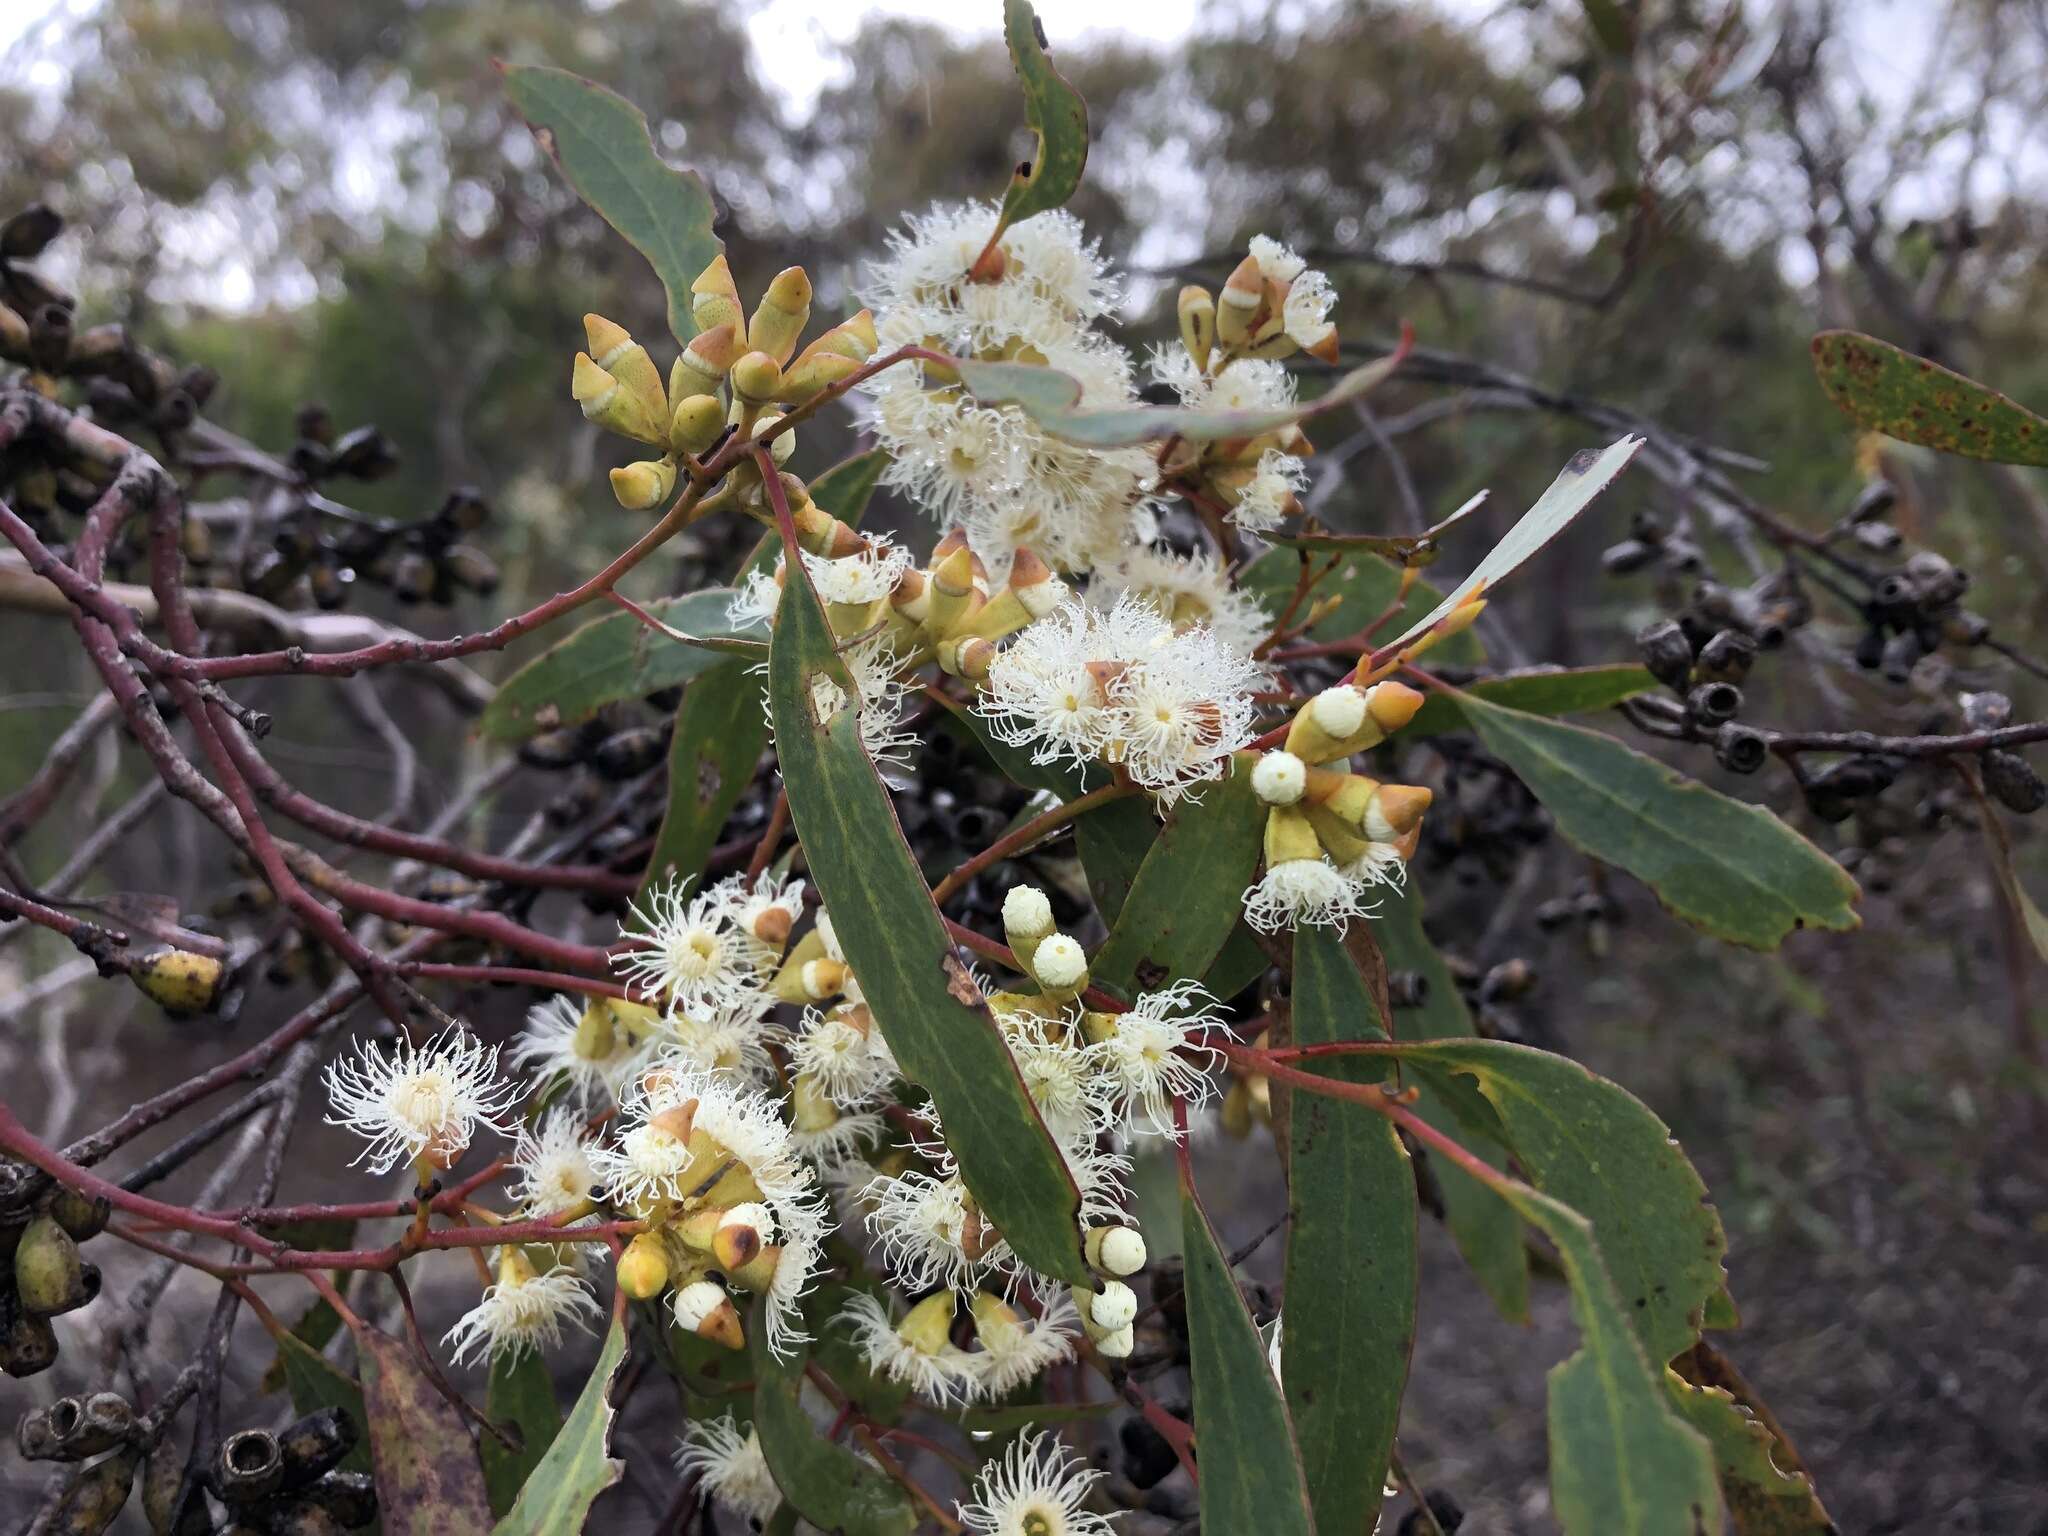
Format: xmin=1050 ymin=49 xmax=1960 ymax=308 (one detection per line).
xmin=898 ymin=1291 xmax=957 ymax=1356
xmin=609 ymin=455 xmax=678 ymax=511
xmin=1002 ymin=885 xmax=1056 ymax=956
xmin=129 ymin=947 xmax=226 ymax=1015
xmin=1094 ymin=1323 xmax=1135 ymax=1359
xmin=728 ymin=1243 xmax=782 ymax=1294
xmin=730 ymin=350 xmax=784 ymax=407
xmin=1032 ymin=933 xmax=1089 ymax=999
xmin=1216 ymin=254 xmax=1265 ymax=348
xmin=748 ymin=266 xmax=813 ymax=365
xmin=778 ymin=348 xmax=862 ymax=405
xmin=616 ymin=1232 xmax=670 ymax=1300
xmin=1084 ymin=1225 xmax=1147 ymax=1277
xmin=690 ymin=255 xmax=744 ymax=337
xmin=1251 ymin=750 xmax=1307 ymax=806
xmin=572 ymin=353 xmax=664 ymax=446
xmin=674 ymin=1280 xmax=746 ymax=1350
xmin=925 ymin=545 xmax=980 ymax=637
xmin=669 ymin=393 xmax=727 ymax=457
xmin=753 ymin=412 xmax=796 ymax=465
xmin=937 ymin=635 xmax=995 ymax=680
xmin=1178 ymin=285 xmax=1216 ymax=372
xmin=671 ymin=323 xmax=742 ymax=399
xmin=1090 ymin=1280 xmax=1137 ymax=1329
xmin=50 ymin=1189 xmax=110 ymax=1241
xmin=577 ymin=314 xmax=667 ymax=442
xmin=712 ymin=1202 xmax=771 ymax=1273
xmin=15 ymin=1214 xmax=86 ymax=1316
xmin=800 ymin=957 xmax=849 ymax=1001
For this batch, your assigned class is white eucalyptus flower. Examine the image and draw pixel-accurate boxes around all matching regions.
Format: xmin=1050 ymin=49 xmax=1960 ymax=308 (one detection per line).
xmin=614 ymin=877 xmax=771 ymax=1018
xmin=957 ymin=1427 xmax=1116 ymax=1536
xmin=839 ymin=1290 xmax=981 ymax=1407
xmin=1094 ymin=980 xmax=1223 ymax=1138
xmin=442 ymin=1253 xmax=598 ymax=1366
xmin=323 ymin=1027 xmax=521 ymax=1175
xmin=508 ymin=1106 xmax=602 ymax=1214
xmin=676 ymin=1415 xmax=781 ymax=1524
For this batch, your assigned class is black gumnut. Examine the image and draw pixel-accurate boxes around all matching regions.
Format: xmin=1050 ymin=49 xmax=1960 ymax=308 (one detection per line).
xmin=1714 ymin=723 xmax=1768 ymax=775
xmin=1635 ymin=618 xmax=1695 ymax=692
xmin=1397 ymin=1489 xmax=1467 ymax=1534
xmin=1983 ymin=749 xmax=2047 ymax=814
xmin=1684 ymin=681 xmax=1742 ymax=727
xmin=1119 ymin=1417 xmax=1181 ymax=1490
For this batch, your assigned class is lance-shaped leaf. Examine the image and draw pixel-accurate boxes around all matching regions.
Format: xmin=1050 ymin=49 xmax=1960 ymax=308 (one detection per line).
xmin=481 ymin=1348 xmax=564 ymax=1519
xmin=1238 ymin=545 xmax=1483 ymax=664
xmin=1281 ymin=927 xmax=1417 ymax=1534
xmin=1381 ymin=436 xmax=1643 ymax=653
xmin=503 ymin=65 xmax=721 ymax=347
xmin=751 ymin=1326 xmax=917 ymax=1536
xmin=1090 ymin=764 xmax=1265 ymax=997
xmin=1391 ymin=1039 xmax=1724 ymax=1366
xmin=637 ymin=660 xmax=767 ymax=903
xmin=768 ymin=542 xmax=1089 ymax=1285
xmin=996 ymin=0 xmax=1089 ymax=225
xmin=479 ymin=588 xmax=743 ymax=742
xmin=353 ymin=1323 xmax=493 ymax=1536
xmin=957 ymin=337 xmax=1408 ymax=449
xmin=1673 ymin=1341 xmax=1835 ymax=1534
xmin=1495 ymin=1183 xmax=1721 ymax=1536
xmin=1458 ymin=694 xmax=1860 ymax=950
xmin=492 ymin=1315 xmax=627 ymax=1535
xmin=1182 ymin=1181 xmax=1317 ymax=1536
xmin=1372 ymin=885 xmax=1529 ymax=1323
xmin=1401 ymin=665 xmax=1657 ymax=740
xmin=1810 ymin=329 xmax=2048 ymax=466
xmin=274 ymin=1331 xmax=373 ymax=1476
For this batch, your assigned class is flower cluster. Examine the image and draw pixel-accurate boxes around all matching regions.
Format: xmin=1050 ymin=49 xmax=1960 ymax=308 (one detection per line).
xmin=978 ymin=592 xmax=1265 ymax=804
xmin=1242 ymin=680 xmax=1436 ymax=930
xmin=862 ymin=202 xmax=1157 ymax=577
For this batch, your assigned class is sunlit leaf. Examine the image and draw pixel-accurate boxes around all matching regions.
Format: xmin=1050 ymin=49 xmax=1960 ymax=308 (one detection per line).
xmin=492 ymin=1316 xmax=626 ymax=1535
xmin=996 ymin=0 xmax=1089 ymax=225
xmin=1182 ymin=1181 xmax=1315 ymax=1536
xmin=957 ymin=340 xmax=1407 ymax=449
xmin=503 ymin=65 xmax=721 ymax=347
xmin=751 ymin=1326 xmax=917 ymax=1536
xmin=1281 ymin=926 xmax=1416 ymax=1532
xmin=1811 ymin=329 xmax=2048 ymax=466
xmin=1391 ymin=1039 xmax=1725 ymax=1365
xmin=768 ymin=541 xmax=1089 ymax=1285
xmin=479 ymin=588 xmax=743 ymax=742
xmin=353 ymin=1323 xmax=493 ymax=1536
xmin=1458 ymin=694 xmax=1860 ymax=949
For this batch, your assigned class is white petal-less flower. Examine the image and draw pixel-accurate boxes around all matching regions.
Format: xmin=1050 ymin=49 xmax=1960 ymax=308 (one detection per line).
xmin=442 ymin=1264 xmax=598 ymax=1366
xmin=725 ymin=568 xmax=782 ymax=630
xmin=676 ymin=1415 xmax=781 ymax=1525
xmin=1006 ymin=1030 xmax=1113 ymax=1147
xmin=1248 ymin=233 xmax=1308 ymax=284
xmin=860 ymin=1165 xmax=1011 ymax=1293
xmin=839 ymin=1291 xmax=982 ymax=1407
xmin=803 ymin=537 xmax=913 ymax=606
xmin=615 ymin=877 xmax=771 ymax=1018
xmin=965 ymin=1290 xmax=1080 ymax=1400
xmin=1339 ymin=840 xmax=1410 ymax=894
xmin=1282 ymin=267 xmax=1337 ymax=353
xmin=1150 ymin=347 xmax=1296 ymax=414
xmin=594 ymin=1064 xmax=832 ymax=1357
xmin=788 ymin=1006 xmax=897 ymax=1107
xmin=1232 ymin=448 xmax=1308 ymax=535
xmin=506 ymin=996 xmax=650 ymax=1110
xmin=1095 ymin=980 xmax=1224 ymax=1138
xmin=1090 ymin=544 xmax=1271 ymax=661
xmin=508 ymin=1106 xmax=602 ymax=1213
xmin=323 ymin=1027 xmax=522 ymax=1175
xmin=957 ymin=1427 xmax=1116 ymax=1536
xmin=790 ymin=1107 xmax=887 ymax=1170
xmin=1243 ymin=856 xmax=1373 ymax=933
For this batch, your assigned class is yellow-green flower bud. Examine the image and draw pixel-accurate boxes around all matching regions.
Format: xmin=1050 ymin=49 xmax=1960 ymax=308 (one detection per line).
xmin=14 ymin=1215 xmax=85 ymax=1316
xmin=690 ymin=254 xmax=744 ymax=337
xmin=747 ymin=266 xmax=813 ymax=365
xmin=609 ymin=456 xmax=678 ymax=511
xmin=778 ymin=349 xmax=862 ymax=406
xmin=617 ymin=1232 xmax=670 ymax=1300
xmin=1178 ymin=284 xmax=1216 ymax=371
xmin=670 ymin=393 xmax=727 ymax=457
xmin=673 ymin=1278 xmax=745 ymax=1350
xmin=573 ymin=352 xmax=666 ymax=445
xmin=1216 ymin=254 xmax=1264 ymax=349
xmin=1085 ymin=1225 xmax=1147 ymax=1277
xmin=711 ymin=1202 xmax=770 ymax=1274
xmin=729 ymin=350 xmax=784 ymax=407
xmin=898 ymin=1291 xmax=956 ymax=1357
xmin=671 ymin=322 xmax=741 ymax=398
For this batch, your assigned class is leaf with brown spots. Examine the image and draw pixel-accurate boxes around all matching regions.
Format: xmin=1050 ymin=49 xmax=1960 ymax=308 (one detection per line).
xmin=353 ymin=1322 xmax=493 ymax=1536
xmin=1811 ymin=329 xmax=2048 ymax=466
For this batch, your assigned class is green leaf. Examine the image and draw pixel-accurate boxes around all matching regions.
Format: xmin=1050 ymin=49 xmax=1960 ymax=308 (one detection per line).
xmin=1383 ymin=436 xmax=1643 ymax=652
xmin=1390 ymin=1039 xmax=1724 ymax=1366
xmin=503 ymin=65 xmax=721 ymax=348
xmin=1496 ymin=1185 xmax=1721 ymax=1536
xmin=1091 ymin=765 xmax=1265 ymax=997
xmin=751 ymin=1326 xmax=917 ymax=1536
xmin=482 ymin=1349 xmax=565 ymax=1519
xmin=1239 ymin=546 xmax=1482 ymax=665
xmin=1372 ymin=886 xmax=1529 ymax=1323
xmin=1810 ymin=329 xmax=2048 ymax=466
xmin=957 ymin=347 xmax=1406 ymax=449
xmin=1402 ymin=666 xmax=1657 ymax=740
xmin=768 ymin=547 xmax=1089 ymax=1286
xmin=997 ymin=0 xmax=1089 ymax=225
xmin=261 ymin=1296 xmax=343 ymax=1395
xmin=492 ymin=1316 xmax=627 ymax=1536
xmin=1182 ymin=1181 xmax=1316 ymax=1536
xmin=1458 ymin=695 xmax=1861 ymax=949
xmin=637 ymin=660 xmax=768 ymax=903
xmin=1282 ymin=927 xmax=1417 ymax=1534
xmin=354 ymin=1323 xmax=494 ymax=1536
xmin=479 ymin=589 xmax=743 ymax=742
xmin=275 ymin=1331 xmax=373 ymax=1477
xmin=1666 ymin=1376 xmax=1833 ymax=1535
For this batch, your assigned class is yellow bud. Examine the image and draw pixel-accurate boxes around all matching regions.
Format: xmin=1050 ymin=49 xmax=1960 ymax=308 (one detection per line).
xmin=1216 ymin=254 xmax=1265 ymax=348
xmin=690 ymin=255 xmax=744 ymax=337
xmin=1365 ymin=680 xmax=1426 ymax=733
xmin=1263 ymin=803 xmax=1324 ymax=868
xmin=130 ymin=947 xmax=227 ymax=1016
xmin=673 ymin=1207 xmax=722 ymax=1252
xmin=712 ymin=1213 xmax=763 ymax=1274
xmin=778 ymin=349 xmax=862 ymax=406
xmin=1221 ymin=1078 xmax=1254 ymax=1138
xmin=899 ymin=1291 xmax=956 ymax=1356
xmin=800 ymin=957 xmax=849 ymax=1000
xmin=728 ymin=1243 xmax=782 ymax=1293
xmin=14 ymin=1215 xmax=85 ymax=1315
xmin=1178 ymin=285 xmax=1216 ymax=371
xmin=925 ymin=545 xmax=979 ymax=636
xmin=936 ymin=635 xmax=995 ymax=680
xmin=616 ymin=1232 xmax=670 ymax=1300
xmin=747 ymin=266 xmax=814 ymax=365
xmin=581 ymin=313 xmax=666 ymax=423
xmin=670 ymin=393 xmax=728 ymax=457
xmin=671 ymin=323 xmax=741 ymax=398
xmin=730 ymin=350 xmax=784 ymax=406
xmin=573 ymin=351 xmax=666 ymax=445
xmin=609 ymin=456 xmax=678 ymax=511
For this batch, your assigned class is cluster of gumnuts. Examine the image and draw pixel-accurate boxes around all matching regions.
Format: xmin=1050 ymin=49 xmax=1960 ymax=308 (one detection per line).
xmin=1603 ymin=508 xmax=1813 ymax=648
xmin=17 ymin=1395 xmax=375 ymax=1536
xmin=1 ymin=1183 xmax=108 ymax=1380
xmin=906 ymin=729 xmax=1090 ymax=934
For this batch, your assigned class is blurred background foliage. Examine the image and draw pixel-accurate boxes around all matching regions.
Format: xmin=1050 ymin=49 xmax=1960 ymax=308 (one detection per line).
xmin=3 ymin=0 xmax=2047 ymax=1528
